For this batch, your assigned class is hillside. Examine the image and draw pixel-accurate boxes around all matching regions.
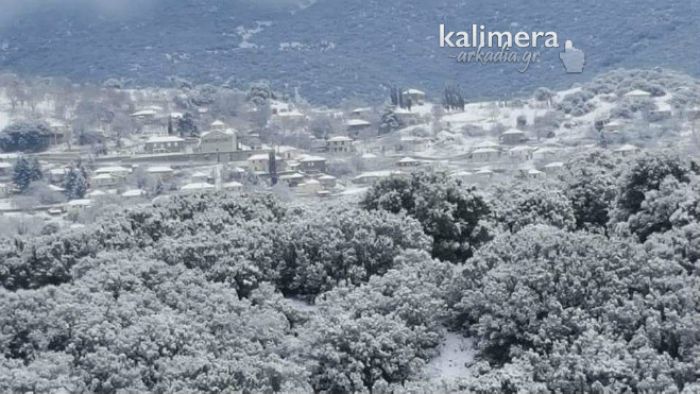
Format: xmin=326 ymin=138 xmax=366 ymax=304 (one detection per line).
xmin=0 ymin=0 xmax=697 ymax=104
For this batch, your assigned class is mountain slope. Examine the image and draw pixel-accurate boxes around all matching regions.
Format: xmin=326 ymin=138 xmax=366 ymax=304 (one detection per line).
xmin=0 ymin=0 xmax=697 ymax=104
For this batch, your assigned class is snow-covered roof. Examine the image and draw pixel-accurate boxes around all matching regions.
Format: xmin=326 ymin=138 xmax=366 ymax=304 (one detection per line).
xmin=211 ymin=120 xmax=225 ymax=127
xmin=146 ymin=136 xmax=184 ymax=143
xmin=48 ymin=185 xmax=65 ymax=192
xmin=346 ymin=119 xmax=371 ymax=127
xmin=354 ymin=170 xmax=403 ymax=180
xmin=201 ymin=128 xmax=236 ymax=138
xmin=361 ymin=153 xmax=378 ymax=159
xmin=528 ymin=169 xmax=544 ymax=175
xmin=223 ymin=181 xmax=243 ymax=189
xmin=300 ymin=155 xmax=326 ymax=162
xmin=0 ymin=162 xmax=13 ymax=169
xmin=403 ymin=88 xmax=426 ymax=95
xmin=544 ymin=162 xmax=565 ymax=168
xmin=87 ymin=190 xmax=108 ymax=197
xmin=319 ymin=174 xmax=336 ymax=181
xmin=502 ymin=128 xmax=525 ymax=135
xmin=615 ymin=144 xmax=639 ymax=152
xmin=398 ymin=157 xmax=418 ymax=163
xmin=476 ymin=169 xmax=493 ymax=175
xmin=147 ymin=166 xmax=174 ymax=174
xmin=301 ymin=179 xmax=320 ymax=185
xmin=48 ymin=168 xmax=67 ymax=174
xmin=474 ymin=141 xmax=499 ymax=149
xmin=92 ymin=174 xmax=113 ymax=181
xmin=67 ymin=199 xmax=92 ymax=207
xmin=450 ymin=171 xmax=473 ymax=177
xmin=94 ymin=166 xmax=131 ymax=174
xmin=181 ymin=182 xmax=215 ymax=191
xmin=400 ymin=136 xmax=428 ymax=142
xmin=276 ymin=109 xmax=305 ymax=118
xmin=606 ymin=120 xmax=626 ymax=128
xmin=328 ymin=136 xmax=353 ymax=142
xmin=624 ymin=89 xmax=651 ymax=98
xmin=280 ymin=173 xmax=305 ymax=180
xmin=248 ymin=153 xmax=280 ymax=161
xmin=270 ymin=101 xmax=290 ymax=111
xmin=472 ymin=148 xmax=499 ymax=154
xmin=509 ymin=146 xmax=533 ymax=152
xmin=131 ymin=109 xmax=158 ymax=117
xmin=122 ymin=189 xmax=145 ymax=197
xmin=276 ymin=146 xmax=298 ymax=153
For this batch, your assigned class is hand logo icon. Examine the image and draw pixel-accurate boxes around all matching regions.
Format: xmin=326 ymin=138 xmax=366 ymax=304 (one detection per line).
xmin=560 ymin=40 xmax=585 ymax=73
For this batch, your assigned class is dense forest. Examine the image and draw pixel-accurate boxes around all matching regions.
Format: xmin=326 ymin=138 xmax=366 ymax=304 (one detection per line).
xmin=1 ymin=149 xmax=700 ymax=393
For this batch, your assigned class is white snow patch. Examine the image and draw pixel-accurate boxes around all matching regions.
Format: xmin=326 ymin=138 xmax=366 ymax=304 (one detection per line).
xmin=426 ymin=332 xmax=475 ymax=380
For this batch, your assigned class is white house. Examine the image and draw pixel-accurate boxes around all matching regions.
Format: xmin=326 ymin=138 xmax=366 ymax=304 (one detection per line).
xmin=528 ymin=169 xmax=546 ymax=179
xmin=318 ymin=174 xmax=337 ymax=189
xmin=450 ymin=171 xmax=473 ymax=182
xmin=475 ymin=168 xmax=494 ymax=178
xmin=500 ymin=128 xmax=527 ymax=145
xmin=543 ymin=162 xmax=565 ymax=174
xmin=0 ymin=162 xmax=13 ymax=177
xmin=144 ymin=136 xmax=186 ymax=154
xmin=403 ymin=89 xmax=426 ymax=105
xmin=279 ymin=173 xmax=305 ymax=187
xmin=614 ymin=144 xmax=640 ymax=156
xmin=327 ymin=136 xmax=354 ymax=153
xmin=350 ymin=107 xmax=373 ymax=118
xmin=533 ymin=147 xmax=559 ymax=161
xmin=353 ymin=170 xmax=405 ymax=184
xmin=87 ymin=190 xmax=109 ymax=200
xmin=223 ymin=181 xmax=243 ymax=191
xmin=247 ymin=153 xmax=281 ymax=173
xmin=92 ymin=173 xmax=118 ymax=188
xmin=276 ymin=146 xmax=301 ymax=160
xmin=191 ymin=171 xmax=211 ymax=184
xmin=471 ymin=148 xmax=500 ymax=162
xmin=198 ymin=129 xmax=237 ymax=153
xmin=346 ymin=119 xmax=372 ymax=134
xmin=122 ymin=189 xmax=146 ymax=199
xmin=147 ymin=166 xmax=175 ymax=180
xmin=396 ymin=157 xmax=420 ymax=168
xmin=48 ymin=168 xmax=69 ymax=184
xmin=298 ymin=179 xmax=322 ymax=194
xmin=95 ymin=166 xmax=132 ymax=178
xmin=509 ymin=146 xmax=534 ymax=160
xmin=181 ymin=182 xmax=215 ymax=193
xmin=299 ymin=155 xmax=327 ymax=173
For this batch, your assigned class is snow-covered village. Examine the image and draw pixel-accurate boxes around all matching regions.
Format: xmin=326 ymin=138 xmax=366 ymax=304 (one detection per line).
xmin=1 ymin=69 xmax=698 ymax=226
xmin=1 ymin=0 xmax=700 ymax=392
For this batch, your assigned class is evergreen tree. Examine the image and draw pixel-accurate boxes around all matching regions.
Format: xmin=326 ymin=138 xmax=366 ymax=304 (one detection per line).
xmin=268 ymin=151 xmax=278 ymax=186
xmin=442 ymin=84 xmax=465 ymax=111
xmin=177 ymin=112 xmax=198 ymax=138
xmin=12 ymin=155 xmax=42 ymax=193
xmin=63 ymin=167 xmax=88 ymax=200
xmin=378 ymin=106 xmax=402 ymax=135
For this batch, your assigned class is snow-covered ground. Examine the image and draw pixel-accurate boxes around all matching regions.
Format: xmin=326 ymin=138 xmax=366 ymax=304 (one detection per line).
xmin=425 ymin=332 xmax=475 ymax=381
